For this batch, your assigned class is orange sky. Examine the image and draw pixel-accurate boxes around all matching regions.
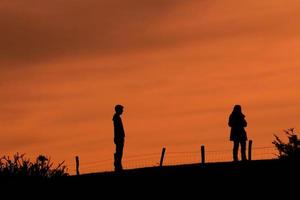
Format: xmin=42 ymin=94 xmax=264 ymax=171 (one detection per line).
xmin=1 ymin=0 xmax=300 ymax=174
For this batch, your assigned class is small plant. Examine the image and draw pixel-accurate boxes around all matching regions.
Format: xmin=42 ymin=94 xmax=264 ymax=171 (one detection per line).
xmin=0 ymin=153 xmax=68 ymax=178
xmin=273 ymin=128 xmax=300 ymax=160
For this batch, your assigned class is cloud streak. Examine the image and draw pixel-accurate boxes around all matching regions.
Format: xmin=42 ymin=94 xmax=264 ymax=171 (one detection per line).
xmin=0 ymin=0 xmax=187 ymax=65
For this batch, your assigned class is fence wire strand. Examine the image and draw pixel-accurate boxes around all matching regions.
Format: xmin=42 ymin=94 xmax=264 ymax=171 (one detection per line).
xmin=70 ymin=146 xmax=277 ymax=175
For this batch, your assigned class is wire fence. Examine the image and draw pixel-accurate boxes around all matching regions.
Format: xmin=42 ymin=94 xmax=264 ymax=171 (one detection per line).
xmin=67 ymin=145 xmax=278 ymax=175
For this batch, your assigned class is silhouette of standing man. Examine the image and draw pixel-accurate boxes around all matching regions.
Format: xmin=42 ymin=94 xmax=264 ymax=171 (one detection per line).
xmin=113 ymin=104 xmax=125 ymax=171
xmin=228 ymin=105 xmax=248 ymax=162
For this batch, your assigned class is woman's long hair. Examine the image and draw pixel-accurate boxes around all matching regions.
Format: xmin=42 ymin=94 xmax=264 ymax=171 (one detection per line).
xmin=231 ymin=105 xmax=245 ymax=118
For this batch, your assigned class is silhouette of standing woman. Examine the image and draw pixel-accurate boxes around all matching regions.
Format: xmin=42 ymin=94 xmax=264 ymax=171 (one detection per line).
xmin=113 ymin=104 xmax=125 ymax=171
xmin=228 ymin=105 xmax=248 ymax=162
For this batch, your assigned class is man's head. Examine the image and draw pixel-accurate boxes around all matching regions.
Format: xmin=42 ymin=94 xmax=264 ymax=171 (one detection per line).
xmin=115 ymin=104 xmax=124 ymax=115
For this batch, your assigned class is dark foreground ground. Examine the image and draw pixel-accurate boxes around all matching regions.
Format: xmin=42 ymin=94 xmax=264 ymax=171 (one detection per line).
xmin=1 ymin=159 xmax=299 ymax=197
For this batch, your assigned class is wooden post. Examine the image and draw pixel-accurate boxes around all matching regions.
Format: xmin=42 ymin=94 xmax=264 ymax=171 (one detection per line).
xmin=75 ymin=156 xmax=80 ymax=176
xmin=248 ymin=140 xmax=253 ymax=161
xmin=201 ymin=145 xmax=205 ymax=164
xmin=160 ymin=147 xmax=166 ymax=167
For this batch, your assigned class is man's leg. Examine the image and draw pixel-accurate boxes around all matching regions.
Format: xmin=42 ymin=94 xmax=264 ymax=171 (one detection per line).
xmin=115 ymin=141 xmax=124 ymax=171
xmin=233 ymin=141 xmax=239 ymax=162
xmin=118 ymin=142 xmax=124 ymax=170
xmin=241 ymin=141 xmax=247 ymax=161
xmin=114 ymin=142 xmax=118 ymax=171
xmin=114 ymin=152 xmax=118 ymax=170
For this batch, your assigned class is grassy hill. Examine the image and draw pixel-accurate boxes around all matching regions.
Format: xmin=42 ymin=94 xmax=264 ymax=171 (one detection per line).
xmin=2 ymin=159 xmax=299 ymax=196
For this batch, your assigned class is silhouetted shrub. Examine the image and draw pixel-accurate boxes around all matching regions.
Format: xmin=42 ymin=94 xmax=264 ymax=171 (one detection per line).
xmin=273 ymin=128 xmax=300 ymax=160
xmin=0 ymin=153 xmax=68 ymax=178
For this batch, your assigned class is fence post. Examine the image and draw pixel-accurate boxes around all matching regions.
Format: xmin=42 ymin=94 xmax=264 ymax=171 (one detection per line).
xmin=248 ymin=140 xmax=253 ymax=161
xmin=160 ymin=147 xmax=166 ymax=167
xmin=75 ymin=156 xmax=80 ymax=175
xmin=201 ymin=145 xmax=205 ymax=164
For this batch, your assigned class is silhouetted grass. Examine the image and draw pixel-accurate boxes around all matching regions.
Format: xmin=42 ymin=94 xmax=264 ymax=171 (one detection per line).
xmin=273 ymin=128 xmax=300 ymax=160
xmin=0 ymin=153 xmax=68 ymax=178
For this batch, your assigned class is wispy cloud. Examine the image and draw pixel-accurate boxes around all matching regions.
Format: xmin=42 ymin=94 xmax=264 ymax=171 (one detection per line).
xmin=0 ymin=0 xmax=186 ymax=65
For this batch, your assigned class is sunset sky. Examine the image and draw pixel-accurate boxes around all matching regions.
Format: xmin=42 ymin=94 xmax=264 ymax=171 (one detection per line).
xmin=1 ymin=0 xmax=300 ymax=173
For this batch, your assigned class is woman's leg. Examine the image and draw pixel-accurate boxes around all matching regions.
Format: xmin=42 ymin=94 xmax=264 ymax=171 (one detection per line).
xmin=233 ymin=141 xmax=239 ymax=161
xmin=240 ymin=141 xmax=247 ymax=161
